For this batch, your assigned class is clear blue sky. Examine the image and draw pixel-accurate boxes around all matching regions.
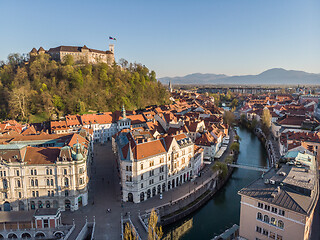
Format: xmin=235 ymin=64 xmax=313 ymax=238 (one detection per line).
xmin=0 ymin=0 xmax=319 ymax=78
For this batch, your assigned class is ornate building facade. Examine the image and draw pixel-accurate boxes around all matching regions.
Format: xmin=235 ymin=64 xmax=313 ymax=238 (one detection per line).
xmin=113 ymin=129 xmax=201 ymax=203
xmin=0 ymin=133 xmax=92 ymax=212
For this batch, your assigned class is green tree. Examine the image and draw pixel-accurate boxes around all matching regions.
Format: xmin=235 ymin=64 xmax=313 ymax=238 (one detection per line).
xmin=223 ymin=110 xmax=235 ymax=126
xmin=212 ymin=162 xmax=228 ymax=179
xmin=261 ymin=108 xmax=271 ymax=136
xmin=234 ymin=135 xmax=241 ymax=142
xmin=230 ymin=98 xmax=238 ymax=109
xmin=261 ymin=108 xmax=271 ymax=128
xmin=63 ymin=54 xmax=74 ymax=65
xmin=230 ymin=142 xmax=240 ymax=153
xmin=251 ymin=118 xmax=258 ymax=129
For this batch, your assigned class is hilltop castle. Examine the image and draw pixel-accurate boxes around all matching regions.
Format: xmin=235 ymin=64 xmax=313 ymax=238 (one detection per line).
xmin=30 ymin=44 xmax=115 ymax=65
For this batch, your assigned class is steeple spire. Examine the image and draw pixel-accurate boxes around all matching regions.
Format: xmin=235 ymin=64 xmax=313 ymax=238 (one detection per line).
xmin=169 ymin=80 xmax=173 ymax=93
xmin=122 ymin=104 xmax=126 ymax=119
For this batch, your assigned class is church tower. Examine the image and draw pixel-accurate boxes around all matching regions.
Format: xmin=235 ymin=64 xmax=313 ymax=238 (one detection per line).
xmin=121 ymin=104 xmax=126 ymax=119
xmin=169 ymin=80 xmax=173 ymax=93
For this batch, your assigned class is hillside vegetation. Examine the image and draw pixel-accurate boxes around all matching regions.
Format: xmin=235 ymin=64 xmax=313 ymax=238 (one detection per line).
xmin=0 ymin=54 xmax=169 ymax=122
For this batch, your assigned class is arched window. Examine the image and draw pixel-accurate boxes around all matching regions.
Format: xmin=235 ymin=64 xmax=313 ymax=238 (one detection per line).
xmin=257 ymin=212 xmax=262 ymax=220
xmin=278 ymin=220 xmax=284 ymax=229
xmin=51 ymin=179 xmax=54 ymax=186
xmin=264 ymin=215 xmax=269 ymax=223
xmin=64 ymin=178 xmax=69 ymax=187
xmin=31 ymin=179 xmax=34 ymax=187
xmin=17 ymin=180 xmax=21 ymax=188
xmin=47 ymin=179 xmax=50 ymax=186
xmin=271 ymin=217 xmax=276 ymax=225
xmin=35 ymin=179 xmax=38 ymax=186
xmin=34 ymin=170 xmax=37 ymax=175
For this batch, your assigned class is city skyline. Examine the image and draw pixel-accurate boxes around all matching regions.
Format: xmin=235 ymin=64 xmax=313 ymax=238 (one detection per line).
xmin=0 ymin=0 xmax=319 ymax=78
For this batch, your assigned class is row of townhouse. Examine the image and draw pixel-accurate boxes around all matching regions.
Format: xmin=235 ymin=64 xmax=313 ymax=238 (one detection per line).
xmin=50 ymin=106 xmax=148 ymax=143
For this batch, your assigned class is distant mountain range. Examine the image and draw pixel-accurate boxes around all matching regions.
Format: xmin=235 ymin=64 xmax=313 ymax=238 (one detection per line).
xmin=158 ymin=68 xmax=320 ymax=85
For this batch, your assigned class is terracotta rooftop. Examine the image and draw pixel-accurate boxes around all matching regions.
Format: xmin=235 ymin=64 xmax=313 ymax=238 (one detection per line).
xmin=24 ymin=147 xmax=61 ymax=165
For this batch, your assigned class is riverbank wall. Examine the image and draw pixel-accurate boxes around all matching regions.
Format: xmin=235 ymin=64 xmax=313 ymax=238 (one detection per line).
xmin=160 ymin=166 xmax=235 ymax=226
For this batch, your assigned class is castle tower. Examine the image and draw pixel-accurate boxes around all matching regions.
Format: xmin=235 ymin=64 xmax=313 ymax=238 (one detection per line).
xmin=109 ymin=44 xmax=114 ymax=53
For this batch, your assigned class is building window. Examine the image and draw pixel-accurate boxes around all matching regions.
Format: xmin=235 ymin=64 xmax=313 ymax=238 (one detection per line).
xmin=271 ymin=207 xmax=277 ymax=214
xmin=3 ymin=192 xmax=7 ymax=199
xmin=51 ymin=191 xmax=54 ymax=197
xmin=141 ymin=183 xmax=143 ymax=188
xmin=141 ymin=174 xmax=144 ymax=180
xmin=18 ymin=192 xmax=21 ymax=198
xmin=32 ymin=191 xmax=35 ymax=197
xmin=36 ymin=191 xmax=39 ymax=197
xmin=256 ymin=226 xmax=262 ymax=233
xmin=276 ymin=235 xmax=283 ymax=240
xmin=34 ymin=170 xmax=37 ymax=175
xmin=64 ymin=169 xmax=67 ymax=175
xmin=263 ymin=215 xmax=269 ymax=223
xmin=16 ymin=170 xmax=20 ymax=176
xmin=278 ymin=209 xmax=285 ymax=216
xmin=44 ymin=219 xmax=49 ymax=228
xmin=17 ymin=180 xmax=21 ymax=188
xmin=47 ymin=179 xmax=50 ymax=186
xmin=264 ymin=205 xmax=270 ymax=211
xmin=35 ymin=179 xmax=38 ymax=186
xmin=269 ymin=232 xmax=276 ymax=239
xmin=79 ymin=168 xmax=84 ymax=174
xmin=258 ymin=202 xmax=263 ymax=208
xmin=140 ymin=164 xmax=143 ymax=170
xmin=48 ymin=191 xmax=50 ymax=197
xmin=65 ymin=178 xmax=69 ymax=186
xmin=51 ymin=179 xmax=54 ymax=186
xmin=262 ymin=229 xmax=268 ymax=236
xmin=46 ymin=169 xmax=49 ymax=175
xmin=270 ymin=217 xmax=276 ymax=226
xmin=31 ymin=179 xmax=34 ymax=187
xmin=31 ymin=170 xmax=33 ymax=175
xmin=277 ymin=220 xmax=284 ymax=229
xmin=257 ymin=212 xmax=262 ymax=220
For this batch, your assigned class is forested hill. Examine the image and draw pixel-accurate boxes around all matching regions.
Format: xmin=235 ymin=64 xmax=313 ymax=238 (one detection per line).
xmin=0 ymin=54 xmax=169 ymax=122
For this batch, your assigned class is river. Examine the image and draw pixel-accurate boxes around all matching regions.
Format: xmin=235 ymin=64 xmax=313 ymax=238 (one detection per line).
xmin=163 ymin=126 xmax=269 ymax=240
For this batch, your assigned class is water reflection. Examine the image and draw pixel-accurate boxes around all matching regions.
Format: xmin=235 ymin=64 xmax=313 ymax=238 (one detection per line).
xmin=163 ymin=219 xmax=193 ymax=240
xmin=163 ymin=127 xmax=268 ymax=240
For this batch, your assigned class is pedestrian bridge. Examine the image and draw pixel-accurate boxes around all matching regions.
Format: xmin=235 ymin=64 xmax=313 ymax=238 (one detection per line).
xmin=227 ymin=163 xmax=270 ymax=172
